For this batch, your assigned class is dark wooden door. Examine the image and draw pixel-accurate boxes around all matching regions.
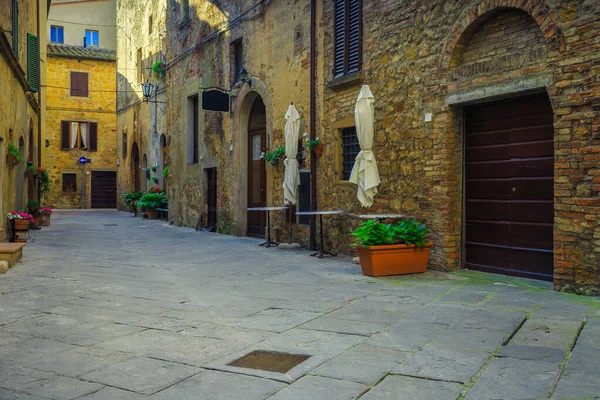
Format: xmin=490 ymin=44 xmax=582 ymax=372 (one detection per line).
xmin=91 ymin=171 xmax=117 ymax=208
xmin=465 ymin=94 xmax=554 ymax=281
xmin=247 ymin=128 xmax=266 ymax=237
xmin=206 ymin=168 xmax=217 ymax=227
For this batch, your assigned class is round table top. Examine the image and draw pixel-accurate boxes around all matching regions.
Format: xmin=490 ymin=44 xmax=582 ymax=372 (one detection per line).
xmin=295 ymin=210 xmax=345 ymax=216
xmin=247 ymin=206 xmax=289 ymax=211
xmin=359 ymin=214 xmax=406 ymax=219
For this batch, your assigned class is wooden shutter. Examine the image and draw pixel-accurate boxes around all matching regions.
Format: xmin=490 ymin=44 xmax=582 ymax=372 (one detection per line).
xmin=27 ymin=34 xmax=39 ymax=92
xmin=70 ymin=72 xmax=78 ymax=96
xmin=61 ymin=121 xmax=70 ymax=149
xmin=333 ymin=0 xmax=346 ymax=78
xmin=347 ymin=0 xmax=361 ymax=74
xmin=79 ymin=73 xmax=89 ymax=97
xmin=89 ymin=123 xmax=98 ymax=151
xmin=12 ymin=0 xmax=18 ymax=59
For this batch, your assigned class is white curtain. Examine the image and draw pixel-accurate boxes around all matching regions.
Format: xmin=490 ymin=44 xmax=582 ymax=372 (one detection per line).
xmin=71 ymin=122 xmax=78 ymax=148
xmin=350 ymin=85 xmax=380 ymax=208
xmin=80 ymin=123 xmax=87 ymax=148
xmin=283 ymin=105 xmax=301 ymax=205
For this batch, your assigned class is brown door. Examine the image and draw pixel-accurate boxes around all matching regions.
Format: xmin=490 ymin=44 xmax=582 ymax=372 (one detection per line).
xmin=247 ymin=128 xmax=266 ymax=237
xmin=206 ymin=168 xmax=217 ymax=227
xmin=132 ymin=143 xmax=141 ymax=192
xmin=91 ymin=171 xmax=117 ymax=208
xmin=465 ymin=94 xmax=554 ymax=281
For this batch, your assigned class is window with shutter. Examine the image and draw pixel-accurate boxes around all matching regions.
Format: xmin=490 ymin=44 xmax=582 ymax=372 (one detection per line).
xmin=89 ymin=123 xmax=98 ymax=151
xmin=70 ymin=72 xmax=88 ymax=97
xmin=12 ymin=0 xmax=18 ymax=60
xmin=27 ymin=34 xmax=39 ymax=92
xmin=333 ymin=0 xmax=362 ymax=78
xmin=61 ymin=121 xmax=70 ymax=149
xmin=61 ymin=121 xmax=93 ymax=150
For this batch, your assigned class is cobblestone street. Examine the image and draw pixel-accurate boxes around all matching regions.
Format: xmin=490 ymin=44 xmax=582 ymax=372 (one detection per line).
xmin=0 ymin=210 xmax=599 ymax=399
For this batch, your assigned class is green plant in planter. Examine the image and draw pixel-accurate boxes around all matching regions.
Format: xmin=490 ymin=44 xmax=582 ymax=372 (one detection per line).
xmin=122 ymin=191 xmax=143 ymax=207
xmin=352 ymin=219 xmax=430 ymax=248
xmin=162 ymin=165 xmax=168 ymax=177
xmin=152 ymin=61 xmax=167 ymax=79
xmin=137 ymin=191 xmax=167 ymax=209
xmin=7 ymin=144 xmax=23 ymax=165
xmin=261 ymin=146 xmax=285 ymax=165
xmin=27 ymin=199 xmax=41 ymax=217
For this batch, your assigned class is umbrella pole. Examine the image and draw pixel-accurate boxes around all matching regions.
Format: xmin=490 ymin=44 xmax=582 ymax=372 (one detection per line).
xmin=288 ymin=204 xmax=293 ymax=244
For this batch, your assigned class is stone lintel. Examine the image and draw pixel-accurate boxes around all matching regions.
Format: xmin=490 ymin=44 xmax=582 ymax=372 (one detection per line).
xmin=445 ymin=75 xmax=554 ymax=106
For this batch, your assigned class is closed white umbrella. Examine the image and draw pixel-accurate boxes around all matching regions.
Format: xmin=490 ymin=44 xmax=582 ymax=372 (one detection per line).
xmin=283 ymin=104 xmax=301 ymax=205
xmin=350 ymin=85 xmax=380 ymax=207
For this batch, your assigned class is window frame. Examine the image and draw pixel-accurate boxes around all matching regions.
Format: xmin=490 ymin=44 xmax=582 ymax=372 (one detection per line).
xmin=85 ymin=29 xmax=99 ymax=47
xmin=340 ymin=126 xmax=360 ymax=181
xmin=70 ymin=71 xmax=89 ymax=97
xmin=50 ymin=25 xmax=64 ymax=43
xmin=61 ymin=120 xmax=98 ymax=151
xmin=12 ymin=0 xmax=18 ymax=59
xmin=232 ymin=39 xmax=243 ymax=85
xmin=62 ymin=173 xmax=77 ymax=193
xmin=333 ymin=0 xmax=362 ymax=79
xmin=187 ymin=95 xmax=199 ymax=164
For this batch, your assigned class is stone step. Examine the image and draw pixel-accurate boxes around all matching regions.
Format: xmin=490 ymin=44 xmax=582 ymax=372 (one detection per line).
xmin=0 ymin=243 xmax=26 ymax=272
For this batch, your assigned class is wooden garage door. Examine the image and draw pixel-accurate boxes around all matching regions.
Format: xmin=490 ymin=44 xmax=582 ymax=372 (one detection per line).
xmin=465 ymin=94 xmax=554 ymax=281
xmin=91 ymin=171 xmax=117 ymax=209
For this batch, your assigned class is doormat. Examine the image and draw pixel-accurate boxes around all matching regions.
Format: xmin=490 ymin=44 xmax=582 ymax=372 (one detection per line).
xmin=227 ymin=350 xmax=310 ymax=373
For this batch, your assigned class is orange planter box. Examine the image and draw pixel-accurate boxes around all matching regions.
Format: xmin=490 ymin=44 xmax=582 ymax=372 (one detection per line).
xmin=357 ymin=242 xmax=434 ymax=277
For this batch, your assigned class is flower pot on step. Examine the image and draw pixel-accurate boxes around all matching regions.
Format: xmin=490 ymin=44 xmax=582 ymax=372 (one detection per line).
xmin=357 ymin=242 xmax=434 ymax=277
xmin=39 ymin=214 xmax=51 ymax=226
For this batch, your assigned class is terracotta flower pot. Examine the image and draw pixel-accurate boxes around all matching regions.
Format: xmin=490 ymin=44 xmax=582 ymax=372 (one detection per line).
xmin=25 ymin=170 xmax=34 ymax=179
xmin=357 ymin=242 xmax=434 ymax=277
xmin=13 ymin=219 xmax=30 ymax=231
xmin=146 ymin=208 xmax=157 ymax=219
xmin=6 ymin=154 xmax=17 ymax=165
xmin=312 ymin=143 xmax=324 ymax=156
xmin=40 ymin=214 xmax=51 ymax=226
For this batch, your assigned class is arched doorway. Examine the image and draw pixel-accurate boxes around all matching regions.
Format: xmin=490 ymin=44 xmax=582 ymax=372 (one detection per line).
xmin=131 ymin=143 xmax=141 ymax=192
xmin=142 ymin=153 xmax=148 ymax=192
xmin=16 ymin=137 xmax=25 ymax=209
xmin=27 ymin=123 xmax=34 ymax=201
xmin=247 ymin=97 xmax=267 ymax=237
xmin=159 ymin=134 xmax=167 ymax=191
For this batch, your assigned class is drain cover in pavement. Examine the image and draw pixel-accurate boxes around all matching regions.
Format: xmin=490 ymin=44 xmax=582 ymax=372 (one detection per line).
xmin=227 ymin=350 xmax=310 ymax=373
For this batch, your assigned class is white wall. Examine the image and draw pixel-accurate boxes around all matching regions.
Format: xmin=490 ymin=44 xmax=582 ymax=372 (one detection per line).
xmin=48 ymin=0 xmax=116 ymax=50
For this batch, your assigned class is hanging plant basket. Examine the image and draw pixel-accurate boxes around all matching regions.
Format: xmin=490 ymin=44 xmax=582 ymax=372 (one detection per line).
xmin=312 ymin=143 xmax=324 ymax=156
xmin=152 ymin=61 xmax=167 ymax=80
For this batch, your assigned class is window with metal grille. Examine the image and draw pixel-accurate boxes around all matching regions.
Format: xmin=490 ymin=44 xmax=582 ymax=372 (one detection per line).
xmin=333 ymin=0 xmax=361 ymax=78
xmin=62 ymin=173 xmax=77 ymax=192
xmin=341 ymin=126 xmax=359 ymax=180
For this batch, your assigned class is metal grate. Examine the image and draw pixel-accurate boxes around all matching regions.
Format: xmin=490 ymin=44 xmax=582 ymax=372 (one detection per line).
xmin=227 ymin=350 xmax=310 ymax=373
xmin=341 ymin=126 xmax=360 ymax=180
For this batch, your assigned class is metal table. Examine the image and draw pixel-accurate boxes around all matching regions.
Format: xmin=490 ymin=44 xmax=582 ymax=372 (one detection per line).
xmin=247 ymin=206 xmax=288 ymax=248
xmin=296 ymin=210 xmax=345 ymax=258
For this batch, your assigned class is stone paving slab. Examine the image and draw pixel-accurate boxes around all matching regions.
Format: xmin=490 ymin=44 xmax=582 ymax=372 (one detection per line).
xmin=360 ymin=375 xmax=463 ymax=400
xmin=0 ymin=388 xmax=48 ymax=400
xmin=0 ymin=211 xmax=599 ymax=399
xmin=267 ymin=376 xmax=367 ymax=400
xmin=81 ymin=356 xmax=201 ymax=395
xmin=393 ymin=346 xmax=490 ymax=383
xmin=465 ymin=358 xmax=560 ymax=399
xmin=151 ymin=370 xmax=285 ymax=400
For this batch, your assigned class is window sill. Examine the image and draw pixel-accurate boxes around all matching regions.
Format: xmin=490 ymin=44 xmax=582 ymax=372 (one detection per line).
xmin=327 ymin=72 xmax=364 ymax=90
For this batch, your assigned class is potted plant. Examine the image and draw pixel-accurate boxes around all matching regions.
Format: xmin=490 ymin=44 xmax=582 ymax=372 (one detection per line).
xmin=137 ymin=190 xmax=167 ymax=219
xmin=260 ymin=146 xmax=286 ymax=165
xmin=303 ymin=132 xmax=322 ymax=155
xmin=39 ymin=207 xmax=53 ymax=226
xmin=27 ymin=200 xmax=40 ymax=217
xmin=352 ymin=219 xmax=433 ymax=277
xmin=152 ymin=60 xmax=167 ymax=79
xmin=7 ymin=211 xmax=35 ymax=232
xmin=6 ymin=144 xmax=23 ymax=166
xmin=63 ymin=182 xmax=75 ymax=193
xmin=162 ymin=166 xmax=168 ymax=178
xmin=122 ymin=191 xmax=143 ymax=216
xmin=36 ymin=168 xmax=50 ymax=199
xmin=25 ymin=165 xmax=36 ymax=179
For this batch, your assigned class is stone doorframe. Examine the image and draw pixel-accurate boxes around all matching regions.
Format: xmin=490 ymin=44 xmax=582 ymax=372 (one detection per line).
xmin=231 ymin=78 xmax=273 ymax=237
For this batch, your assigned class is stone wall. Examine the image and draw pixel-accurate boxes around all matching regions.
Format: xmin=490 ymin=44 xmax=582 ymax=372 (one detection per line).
xmin=45 ymin=56 xmax=116 ymax=209
xmin=116 ymin=0 xmax=167 ymax=210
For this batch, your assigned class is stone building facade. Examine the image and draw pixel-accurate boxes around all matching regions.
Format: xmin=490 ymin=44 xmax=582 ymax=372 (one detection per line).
xmin=0 ymin=0 xmax=48 ymax=238
xmin=115 ymin=0 xmax=167 ymax=208
xmin=45 ymin=45 xmax=117 ymax=208
xmin=163 ymin=0 xmax=600 ymax=294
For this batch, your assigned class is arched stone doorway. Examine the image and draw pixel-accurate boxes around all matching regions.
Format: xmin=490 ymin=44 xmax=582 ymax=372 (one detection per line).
xmin=247 ymin=97 xmax=267 ymax=238
xmin=16 ymin=137 xmax=25 ymax=209
xmin=131 ymin=143 xmax=141 ymax=192
xmin=142 ymin=153 xmax=148 ymax=192
xmin=445 ymin=7 xmax=554 ymax=281
xmin=159 ymin=134 xmax=167 ymax=190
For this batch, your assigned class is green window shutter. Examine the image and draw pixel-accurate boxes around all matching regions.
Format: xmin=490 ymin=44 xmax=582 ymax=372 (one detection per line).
xmin=27 ymin=33 xmax=39 ymax=93
xmin=12 ymin=0 xmax=18 ymax=59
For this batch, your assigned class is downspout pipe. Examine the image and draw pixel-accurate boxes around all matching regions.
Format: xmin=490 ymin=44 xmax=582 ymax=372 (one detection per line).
xmin=309 ymin=0 xmax=317 ymax=250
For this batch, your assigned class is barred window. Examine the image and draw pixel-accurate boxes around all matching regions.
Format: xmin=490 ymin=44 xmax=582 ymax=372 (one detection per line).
xmin=341 ymin=127 xmax=359 ymax=180
xmin=62 ymin=173 xmax=77 ymax=192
